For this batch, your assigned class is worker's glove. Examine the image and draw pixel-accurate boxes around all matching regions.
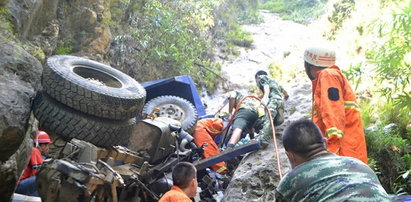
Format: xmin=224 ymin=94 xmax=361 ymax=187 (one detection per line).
xmin=261 ymin=97 xmax=269 ymax=106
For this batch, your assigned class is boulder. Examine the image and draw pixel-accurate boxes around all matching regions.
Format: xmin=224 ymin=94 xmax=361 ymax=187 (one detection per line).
xmin=0 ymin=40 xmax=42 ymax=201
xmin=222 ymin=142 xmax=291 ymax=201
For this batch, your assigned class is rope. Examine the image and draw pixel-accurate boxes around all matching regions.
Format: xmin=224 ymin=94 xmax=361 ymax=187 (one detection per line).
xmin=264 ymin=100 xmax=283 ymax=179
xmin=219 ymin=95 xmax=283 ymax=179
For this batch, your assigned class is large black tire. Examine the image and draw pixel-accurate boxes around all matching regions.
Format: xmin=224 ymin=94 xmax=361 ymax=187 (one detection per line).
xmin=32 ymin=91 xmax=135 ymax=148
xmin=42 ymin=55 xmax=146 ymax=120
xmin=142 ymin=95 xmax=198 ymax=132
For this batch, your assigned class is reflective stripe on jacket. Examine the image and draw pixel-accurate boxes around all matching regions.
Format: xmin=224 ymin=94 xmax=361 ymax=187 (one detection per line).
xmin=312 ymin=65 xmax=368 ymax=164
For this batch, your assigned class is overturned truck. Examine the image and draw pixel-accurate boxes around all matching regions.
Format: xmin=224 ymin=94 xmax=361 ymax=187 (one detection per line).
xmin=29 ymin=55 xmax=259 ymax=201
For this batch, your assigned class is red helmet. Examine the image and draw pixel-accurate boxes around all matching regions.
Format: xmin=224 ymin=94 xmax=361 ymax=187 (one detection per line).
xmin=35 ymin=130 xmax=53 ymax=144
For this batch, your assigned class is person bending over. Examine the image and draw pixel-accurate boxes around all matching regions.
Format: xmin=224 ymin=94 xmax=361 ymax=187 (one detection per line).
xmin=226 ymin=91 xmax=263 ymax=149
xmin=254 ymin=70 xmax=288 ymax=145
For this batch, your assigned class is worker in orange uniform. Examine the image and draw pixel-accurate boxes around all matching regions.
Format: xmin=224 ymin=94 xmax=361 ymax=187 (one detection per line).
xmin=303 ymin=43 xmax=368 ymax=164
xmin=159 ymin=162 xmax=197 ymax=202
xmin=15 ymin=130 xmax=53 ymax=196
xmin=192 ymin=118 xmax=228 ymax=174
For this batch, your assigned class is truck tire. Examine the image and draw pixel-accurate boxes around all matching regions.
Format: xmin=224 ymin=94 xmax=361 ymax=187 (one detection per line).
xmin=32 ymin=91 xmax=135 ymax=148
xmin=42 ymin=55 xmax=146 ymax=120
xmin=142 ymin=95 xmax=198 ymax=132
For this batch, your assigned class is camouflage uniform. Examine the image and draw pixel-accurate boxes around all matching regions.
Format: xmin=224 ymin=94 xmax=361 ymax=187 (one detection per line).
xmin=233 ymin=91 xmax=260 ymax=113
xmin=231 ymin=91 xmax=262 ymax=131
xmin=276 ymin=153 xmax=391 ymax=202
xmin=255 ymin=75 xmax=285 ymax=142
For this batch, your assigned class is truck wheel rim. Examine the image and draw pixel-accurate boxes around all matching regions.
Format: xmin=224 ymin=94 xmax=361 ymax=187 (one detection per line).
xmin=159 ymin=104 xmax=184 ymax=121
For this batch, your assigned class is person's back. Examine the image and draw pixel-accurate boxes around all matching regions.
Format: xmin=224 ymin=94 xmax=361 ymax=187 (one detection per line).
xmin=303 ymin=44 xmax=368 ymax=164
xmin=276 ymin=119 xmax=389 ymax=202
xmin=231 ymin=91 xmax=260 ymax=113
xmin=276 ymin=153 xmax=390 ymax=201
xmin=192 ymin=118 xmax=227 ymax=174
xmin=256 ymin=74 xmax=284 ymax=101
xmin=159 ymin=186 xmax=192 ymax=202
xmin=159 ymin=162 xmax=197 ymax=202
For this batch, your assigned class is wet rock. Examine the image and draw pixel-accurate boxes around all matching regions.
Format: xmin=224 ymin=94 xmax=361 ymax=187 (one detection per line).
xmin=383 ymin=123 xmax=397 ymax=135
xmin=57 ymin=0 xmax=111 ymax=59
xmin=222 ymin=142 xmax=291 ymax=201
xmin=8 ymin=0 xmax=58 ymax=39
xmin=277 ymin=82 xmax=312 ymax=133
xmin=0 ymin=40 xmax=42 ymax=201
xmin=0 ymin=128 xmax=32 ymax=202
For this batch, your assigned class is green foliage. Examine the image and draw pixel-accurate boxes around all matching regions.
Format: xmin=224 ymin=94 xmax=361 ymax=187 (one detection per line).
xmin=0 ymin=6 xmax=15 ymax=35
xmin=367 ymin=2 xmax=411 ymax=112
xmin=360 ymin=2 xmax=411 ymax=194
xmin=21 ymin=43 xmax=45 ymax=62
xmin=362 ymin=99 xmax=411 ymax=194
xmin=234 ymin=0 xmax=264 ymax=24
xmin=268 ymin=62 xmax=283 ymax=81
xmin=131 ymin=0 xmax=220 ymax=92
xmin=55 ymin=42 xmax=73 ymax=55
xmin=227 ymin=24 xmax=253 ymax=47
xmin=213 ymin=0 xmax=260 ymax=55
xmin=260 ymin=0 xmax=329 ymax=24
xmin=326 ymin=0 xmax=356 ymax=40
xmin=342 ymin=63 xmax=362 ymax=91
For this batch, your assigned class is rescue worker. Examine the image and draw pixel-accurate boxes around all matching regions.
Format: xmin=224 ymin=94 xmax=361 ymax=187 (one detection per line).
xmin=254 ymin=70 xmax=288 ymax=144
xmin=15 ymin=130 xmax=53 ymax=196
xmin=304 ymin=43 xmax=368 ymax=164
xmin=192 ymin=118 xmax=228 ymax=174
xmin=276 ymin=119 xmax=390 ymax=201
xmin=226 ymin=91 xmax=263 ymax=149
xmin=159 ymin=162 xmax=197 ymax=202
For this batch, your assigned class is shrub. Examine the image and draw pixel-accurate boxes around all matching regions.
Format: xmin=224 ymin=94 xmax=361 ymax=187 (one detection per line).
xmin=227 ymin=24 xmax=253 ymax=48
xmin=268 ymin=62 xmax=283 ymax=81
xmin=326 ymin=0 xmax=356 ymax=40
xmin=367 ymin=2 xmax=411 ymax=112
xmin=259 ymin=0 xmax=329 ymax=24
xmin=55 ymin=42 xmax=73 ymax=55
xmin=362 ymin=99 xmax=411 ymax=194
xmin=212 ymin=0 xmax=261 ymax=55
xmin=342 ymin=63 xmax=362 ymax=91
xmin=131 ymin=0 xmax=220 ymax=92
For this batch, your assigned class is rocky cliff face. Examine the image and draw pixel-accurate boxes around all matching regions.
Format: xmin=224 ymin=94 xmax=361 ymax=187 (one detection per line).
xmin=0 ymin=39 xmax=42 ymax=201
xmin=7 ymin=0 xmax=112 ymax=60
xmin=0 ymin=0 xmax=117 ymax=199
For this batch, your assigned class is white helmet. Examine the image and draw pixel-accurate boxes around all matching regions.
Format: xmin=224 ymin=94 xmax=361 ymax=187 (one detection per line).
xmin=304 ymin=44 xmax=336 ymax=67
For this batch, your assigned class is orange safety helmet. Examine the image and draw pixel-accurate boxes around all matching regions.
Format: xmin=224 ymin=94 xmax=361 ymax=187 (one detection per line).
xmin=35 ymin=130 xmax=53 ymax=144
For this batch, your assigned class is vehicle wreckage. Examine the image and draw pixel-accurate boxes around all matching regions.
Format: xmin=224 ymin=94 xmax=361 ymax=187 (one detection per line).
xmin=20 ymin=55 xmax=261 ymax=201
